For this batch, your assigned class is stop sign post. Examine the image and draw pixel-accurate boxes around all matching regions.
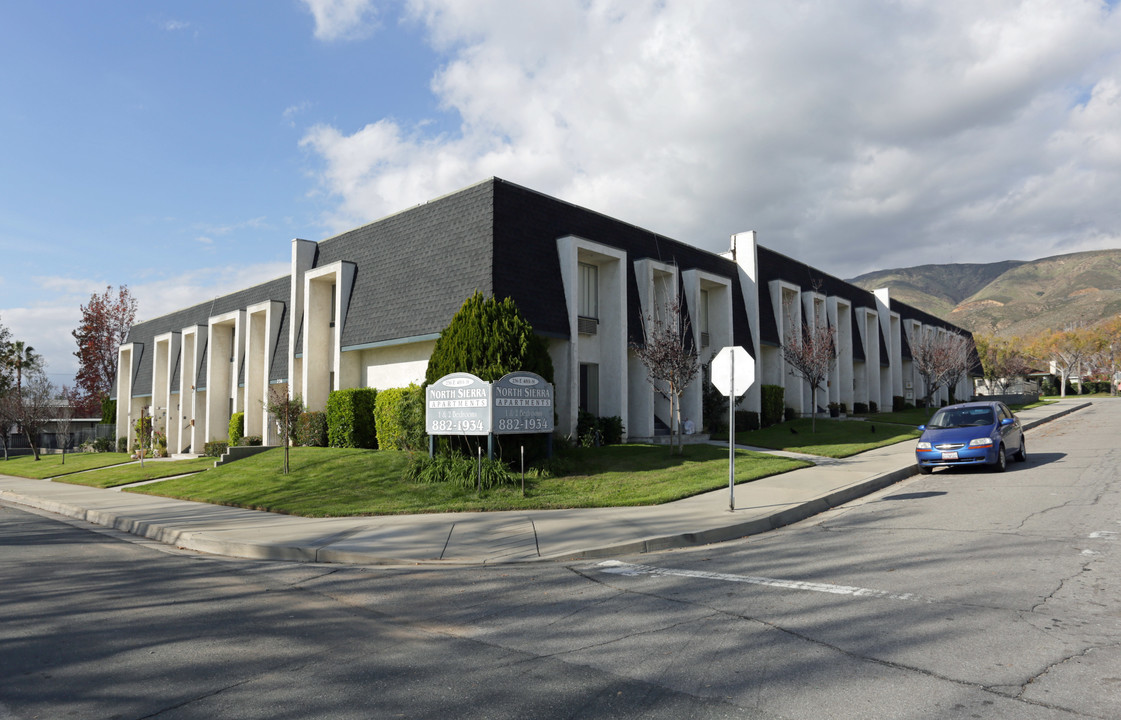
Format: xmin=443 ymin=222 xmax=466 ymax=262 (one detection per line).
xmin=711 ymin=346 xmax=755 ymax=511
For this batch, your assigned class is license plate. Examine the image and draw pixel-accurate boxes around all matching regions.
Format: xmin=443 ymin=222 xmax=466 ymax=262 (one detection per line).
xmin=941 ymin=451 xmax=958 ymax=460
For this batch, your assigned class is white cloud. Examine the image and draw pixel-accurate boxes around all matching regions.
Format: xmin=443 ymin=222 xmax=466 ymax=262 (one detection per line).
xmin=0 ymin=262 xmax=290 ymax=381
xmin=301 ymin=0 xmax=1121 ymax=277
xmin=130 ymin=260 xmax=292 ymax=322
xmin=160 ymin=19 xmax=192 ymax=32
xmin=301 ymin=0 xmax=379 ymax=42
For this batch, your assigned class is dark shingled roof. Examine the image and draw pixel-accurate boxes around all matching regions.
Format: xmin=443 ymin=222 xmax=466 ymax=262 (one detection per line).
xmin=315 ymin=180 xmax=496 ymax=349
xmin=755 ymin=245 xmax=884 ymax=362
xmin=490 ymin=179 xmax=754 ymax=354
xmin=122 ymin=276 xmax=290 ymax=398
xmin=311 ymin=178 xmax=754 ymax=355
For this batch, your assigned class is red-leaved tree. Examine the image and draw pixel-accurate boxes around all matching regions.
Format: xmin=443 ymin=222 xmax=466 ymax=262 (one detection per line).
xmin=73 ymin=285 xmax=137 ymax=417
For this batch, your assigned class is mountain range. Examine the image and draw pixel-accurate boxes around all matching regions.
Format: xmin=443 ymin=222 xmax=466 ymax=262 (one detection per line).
xmin=848 ymin=249 xmax=1121 ymax=338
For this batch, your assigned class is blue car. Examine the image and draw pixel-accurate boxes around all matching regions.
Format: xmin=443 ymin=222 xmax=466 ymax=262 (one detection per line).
xmin=915 ymin=401 xmax=1026 ymax=474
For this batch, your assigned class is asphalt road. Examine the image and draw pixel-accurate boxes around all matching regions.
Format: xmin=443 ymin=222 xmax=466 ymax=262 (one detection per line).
xmin=2 ymin=400 xmax=1119 ymax=719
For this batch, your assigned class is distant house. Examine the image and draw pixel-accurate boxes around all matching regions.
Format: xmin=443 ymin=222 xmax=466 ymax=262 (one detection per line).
xmin=115 ymin=178 xmax=978 ymax=452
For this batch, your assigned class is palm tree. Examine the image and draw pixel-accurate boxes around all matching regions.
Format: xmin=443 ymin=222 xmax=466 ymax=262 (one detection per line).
xmin=1 ymin=340 xmax=40 ymax=394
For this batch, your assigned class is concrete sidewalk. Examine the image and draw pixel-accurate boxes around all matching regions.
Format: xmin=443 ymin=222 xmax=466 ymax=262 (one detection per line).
xmin=0 ymin=400 xmax=1090 ymax=566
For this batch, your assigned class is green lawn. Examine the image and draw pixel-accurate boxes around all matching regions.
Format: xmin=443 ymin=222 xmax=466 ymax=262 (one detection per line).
xmin=127 ymin=445 xmax=811 ymax=517
xmin=54 ymin=457 xmax=217 ymax=488
xmin=714 ymin=417 xmax=920 ymax=458
xmin=0 ymin=452 xmax=133 ymax=479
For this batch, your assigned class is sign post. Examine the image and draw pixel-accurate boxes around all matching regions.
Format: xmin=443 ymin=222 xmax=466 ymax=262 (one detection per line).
xmin=710 ymin=346 xmax=755 ymax=511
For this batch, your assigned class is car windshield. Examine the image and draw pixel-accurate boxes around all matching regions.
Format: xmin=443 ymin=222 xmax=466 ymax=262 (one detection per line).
xmin=928 ymin=407 xmax=995 ymax=428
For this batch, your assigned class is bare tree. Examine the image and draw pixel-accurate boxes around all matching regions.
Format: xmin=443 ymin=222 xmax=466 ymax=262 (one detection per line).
xmin=631 ymin=296 xmax=700 ymax=454
xmin=911 ymin=327 xmax=973 ymax=412
xmin=56 ymin=388 xmax=75 ymax=465
xmin=780 ymin=316 xmax=836 ymax=432
xmin=0 ymin=388 xmax=17 ymax=461
xmin=266 ymin=386 xmax=303 ymax=474
xmin=18 ymin=371 xmax=56 ymax=461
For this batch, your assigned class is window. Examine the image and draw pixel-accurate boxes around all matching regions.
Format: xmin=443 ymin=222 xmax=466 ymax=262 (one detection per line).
xmin=330 ymin=284 xmax=336 ymax=328
xmin=579 ymin=363 xmax=599 ymax=416
xmin=578 ymin=263 xmax=599 ymax=335
xmin=578 ymin=262 xmax=598 ymax=318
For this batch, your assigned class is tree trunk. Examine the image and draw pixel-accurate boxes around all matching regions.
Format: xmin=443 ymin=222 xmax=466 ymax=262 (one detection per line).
xmin=26 ymin=430 xmax=40 ymax=461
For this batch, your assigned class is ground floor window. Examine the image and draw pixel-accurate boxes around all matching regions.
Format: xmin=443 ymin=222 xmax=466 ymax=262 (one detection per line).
xmin=579 ymin=363 xmax=599 ymax=416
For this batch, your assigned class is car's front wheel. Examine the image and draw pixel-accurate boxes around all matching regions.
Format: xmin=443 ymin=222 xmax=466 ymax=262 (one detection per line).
xmin=991 ymin=444 xmax=1007 ymax=473
xmin=918 ymin=464 xmax=932 ymax=475
xmin=1014 ymin=437 xmax=1027 ymax=462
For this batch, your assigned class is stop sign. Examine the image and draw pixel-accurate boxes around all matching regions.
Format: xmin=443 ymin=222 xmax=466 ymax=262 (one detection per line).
xmin=711 ymin=346 xmax=754 ymax=397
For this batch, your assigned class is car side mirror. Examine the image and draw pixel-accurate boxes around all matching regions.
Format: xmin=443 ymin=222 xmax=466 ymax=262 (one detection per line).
xmin=1000 ymin=418 xmax=1014 ymax=426
xmin=917 ymin=425 xmax=926 ymax=431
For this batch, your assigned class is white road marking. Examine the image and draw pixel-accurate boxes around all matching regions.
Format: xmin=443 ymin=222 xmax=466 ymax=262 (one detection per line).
xmin=595 ymin=560 xmax=933 ymax=603
xmin=1089 ymin=531 xmax=1118 ymax=539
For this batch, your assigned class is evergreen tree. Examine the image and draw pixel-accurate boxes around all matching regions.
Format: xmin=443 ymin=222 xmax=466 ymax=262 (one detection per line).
xmin=425 ymin=292 xmax=554 ymax=384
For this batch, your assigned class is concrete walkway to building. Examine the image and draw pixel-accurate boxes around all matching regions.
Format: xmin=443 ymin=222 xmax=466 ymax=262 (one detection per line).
xmin=0 ymin=400 xmax=1090 ymax=566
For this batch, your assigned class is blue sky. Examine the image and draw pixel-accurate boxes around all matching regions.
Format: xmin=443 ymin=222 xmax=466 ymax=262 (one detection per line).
xmin=2 ymin=0 xmax=1120 ymax=385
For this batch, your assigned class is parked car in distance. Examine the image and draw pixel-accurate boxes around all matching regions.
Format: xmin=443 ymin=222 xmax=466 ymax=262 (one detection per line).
xmin=915 ymin=401 xmax=1026 ymax=474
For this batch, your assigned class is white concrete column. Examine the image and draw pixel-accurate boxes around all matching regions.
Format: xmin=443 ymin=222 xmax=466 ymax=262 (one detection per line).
xmin=724 ymin=231 xmax=761 ymax=415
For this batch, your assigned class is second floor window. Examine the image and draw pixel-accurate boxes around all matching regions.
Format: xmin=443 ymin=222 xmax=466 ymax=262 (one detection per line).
xmin=578 ymin=263 xmax=598 ymax=320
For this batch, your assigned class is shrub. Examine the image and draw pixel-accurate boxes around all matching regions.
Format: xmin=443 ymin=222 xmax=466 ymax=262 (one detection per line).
xmin=242 ymin=435 xmax=262 ymax=446
xmin=153 ymin=430 xmax=168 ymax=458
xmin=375 ymin=384 xmax=426 ymax=451
xmin=576 ymin=412 xmax=624 ymax=446
xmin=203 ymin=441 xmax=228 ymax=458
xmin=134 ymin=416 xmax=151 ymax=449
xmin=734 ymin=410 xmax=760 ymax=431
xmin=597 ymin=416 xmax=624 ymax=445
xmin=761 ymin=385 xmax=784 ymax=427
xmin=853 ymin=402 xmax=868 ymax=414
xmin=405 ymin=451 xmax=517 ymax=491
xmin=425 ymin=291 xmax=554 ymax=384
xmin=117 ymin=437 xmax=128 ymax=453
xmin=295 ymin=411 xmax=328 ymax=447
xmin=783 ymin=407 xmax=797 ymax=422
xmin=100 ymin=397 xmax=116 ymax=425
xmin=702 ymin=365 xmax=725 ymax=434
xmin=839 ymin=402 xmax=847 ymax=414
xmin=326 ymin=387 xmax=378 ymax=449
xmin=892 ymin=395 xmax=906 ymax=413
xmin=228 ymin=412 xmax=244 ymax=447
xmin=93 ymin=437 xmax=114 ymax=453
xmin=869 ymin=401 xmax=879 ymax=414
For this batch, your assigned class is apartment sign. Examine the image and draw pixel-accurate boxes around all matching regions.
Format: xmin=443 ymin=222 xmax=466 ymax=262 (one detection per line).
xmin=426 ymin=372 xmax=491 ymax=435
xmin=426 ymin=371 xmax=555 ymax=436
xmin=492 ymin=372 xmax=554 ymax=434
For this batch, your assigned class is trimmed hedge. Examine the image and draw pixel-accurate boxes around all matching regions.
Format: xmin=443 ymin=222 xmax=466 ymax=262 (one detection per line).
xmin=577 ymin=411 xmax=624 ymax=446
xmin=203 ymin=441 xmax=228 ymax=458
xmin=295 ymin=411 xmax=328 ymax=447
xmin=374 ymin=385 xmax=426 ymax=451
xmin=228 ymin=412 xmax=244 ymax=447
xmin=326 ymin=387 xmax=378 ymax=449
xmin=761 ymin=384 xmax=784 ymax=427
xmin=734 ymin=410 xmax=760 ymax=432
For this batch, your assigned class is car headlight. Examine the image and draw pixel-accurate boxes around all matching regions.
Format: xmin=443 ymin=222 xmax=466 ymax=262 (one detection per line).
xmin=916 ymin=441 xmax=931 ymax=451
xmin=968 ymin=438 xmax=994 ymax=448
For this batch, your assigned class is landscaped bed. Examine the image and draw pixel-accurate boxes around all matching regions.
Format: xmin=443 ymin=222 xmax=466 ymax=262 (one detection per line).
xmin=125 ymin=445 xmax=812 ymax=517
